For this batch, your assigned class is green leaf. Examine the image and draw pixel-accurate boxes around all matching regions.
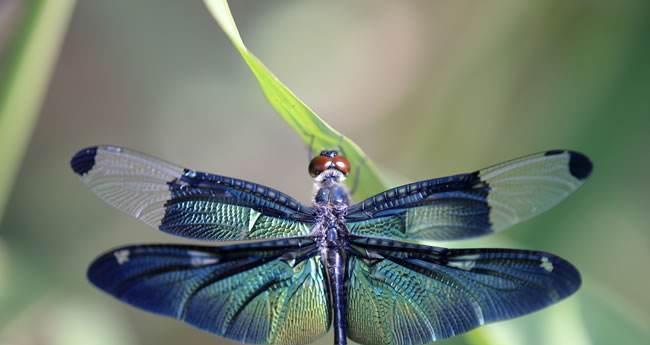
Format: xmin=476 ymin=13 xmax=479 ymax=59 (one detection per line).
xmin=0 ymin=0 xmax=77 ymax=221
xmin=203 ymin=0 xmax=387 ymax=201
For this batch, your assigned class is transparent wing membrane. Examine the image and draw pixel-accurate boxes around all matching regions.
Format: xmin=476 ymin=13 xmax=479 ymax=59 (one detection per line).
xmin=71 ymin=146 xmax=314 ymax=240
xmin=347 ymin=150 xmax=592 ymax=241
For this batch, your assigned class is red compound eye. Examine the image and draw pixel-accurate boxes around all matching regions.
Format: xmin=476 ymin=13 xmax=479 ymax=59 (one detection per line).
xmin=332 ymin=155 xmax=351 ymax=175
xmin=309 ymin=156 xmax=333 ymax=177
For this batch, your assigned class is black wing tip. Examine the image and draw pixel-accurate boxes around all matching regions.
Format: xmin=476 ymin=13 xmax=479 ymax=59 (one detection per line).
xmin=70 ymin=146 xmax=98 ymax=176
xmin=86 ymin=253 xmax=110 ymax=290
xmin=86 ymin=245 xmax=134 ymax=289
xmin=544 ymin=150 xmax=593 ymax=180
xmin=550 ymin=257 xmax=582 ymax=303
xmin=86 ymin=257 xmax=102 ymax=287
xmin=568 ymin=151 xmax=593 ymax=180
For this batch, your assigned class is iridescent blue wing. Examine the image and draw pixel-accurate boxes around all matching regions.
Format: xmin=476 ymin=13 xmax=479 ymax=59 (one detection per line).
xmin=71 ymin=146 xmax=314 ymax=240
xmin=88 ymin=238 xmax=329 ymax=345
xmin=346 ymin=236 xmax=581 ymax=345
xmin=347 ymin=150 xmax=592 ymax=241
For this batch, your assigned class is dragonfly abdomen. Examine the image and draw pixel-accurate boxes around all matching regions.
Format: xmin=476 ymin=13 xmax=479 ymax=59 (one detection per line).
xmin=322 ymin=244 xmax=348 ymax=345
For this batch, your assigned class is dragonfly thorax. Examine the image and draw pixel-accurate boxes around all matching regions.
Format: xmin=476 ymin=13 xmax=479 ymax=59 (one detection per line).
xmin=314 ymin=183 xmax=349 ymax=206
xmin=313 ymin=182 xmax=350 ymax=245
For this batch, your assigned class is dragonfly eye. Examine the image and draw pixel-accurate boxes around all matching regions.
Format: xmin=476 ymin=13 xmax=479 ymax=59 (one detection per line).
xmin=309 ymin=156 xmax=334 ymax=177
xmin=332 ymin=155 xmax=351 ymax=176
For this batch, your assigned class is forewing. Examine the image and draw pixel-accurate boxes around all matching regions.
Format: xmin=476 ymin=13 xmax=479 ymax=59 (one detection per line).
xmin=88 ymin=238 xmax=329 ymax=345
xmin=71 ymin=146 xmax=314 ymax=240
xmin=346 ymin=237 xmax=581 ymax=345
xmin=347 ymin=150 xmax=592 ymax=241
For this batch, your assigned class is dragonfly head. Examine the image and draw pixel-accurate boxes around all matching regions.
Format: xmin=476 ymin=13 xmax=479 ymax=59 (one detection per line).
xmin=309 ymin=150 xmax=351 ymax=182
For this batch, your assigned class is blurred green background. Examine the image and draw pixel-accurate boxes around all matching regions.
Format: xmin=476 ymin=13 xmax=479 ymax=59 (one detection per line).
xmin=1 ymin=1 xmax=649 ymax=344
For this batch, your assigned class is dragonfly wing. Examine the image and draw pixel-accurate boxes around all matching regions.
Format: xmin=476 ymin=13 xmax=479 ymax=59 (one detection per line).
xmin=71 ymin=146 xmax=314 ymax=240
xmin=347 ymin=150 xmax=592 ymax=241
xmin=346 ymin=237 xmax=581 ymax=345
xmin=88 ymin=238 xmax=329 ymax=345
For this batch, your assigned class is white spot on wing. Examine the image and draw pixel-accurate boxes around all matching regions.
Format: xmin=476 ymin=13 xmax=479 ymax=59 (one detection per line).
xmin=245 ymin=209 xmax=262 ymax=239
xmin=188 ymin=250 xmax=219 ymax=266
xmin=540 ymin=256 xmax=554 ymax=272
xmin=114 ymin=250 xmax=130 ymax=265
xmin=447 ymin=260 xmax=475 ymax=271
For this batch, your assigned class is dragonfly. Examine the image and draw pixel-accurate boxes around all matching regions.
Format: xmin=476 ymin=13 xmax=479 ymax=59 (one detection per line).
xmin=71 ymin=145 xmax=592 ymax=345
